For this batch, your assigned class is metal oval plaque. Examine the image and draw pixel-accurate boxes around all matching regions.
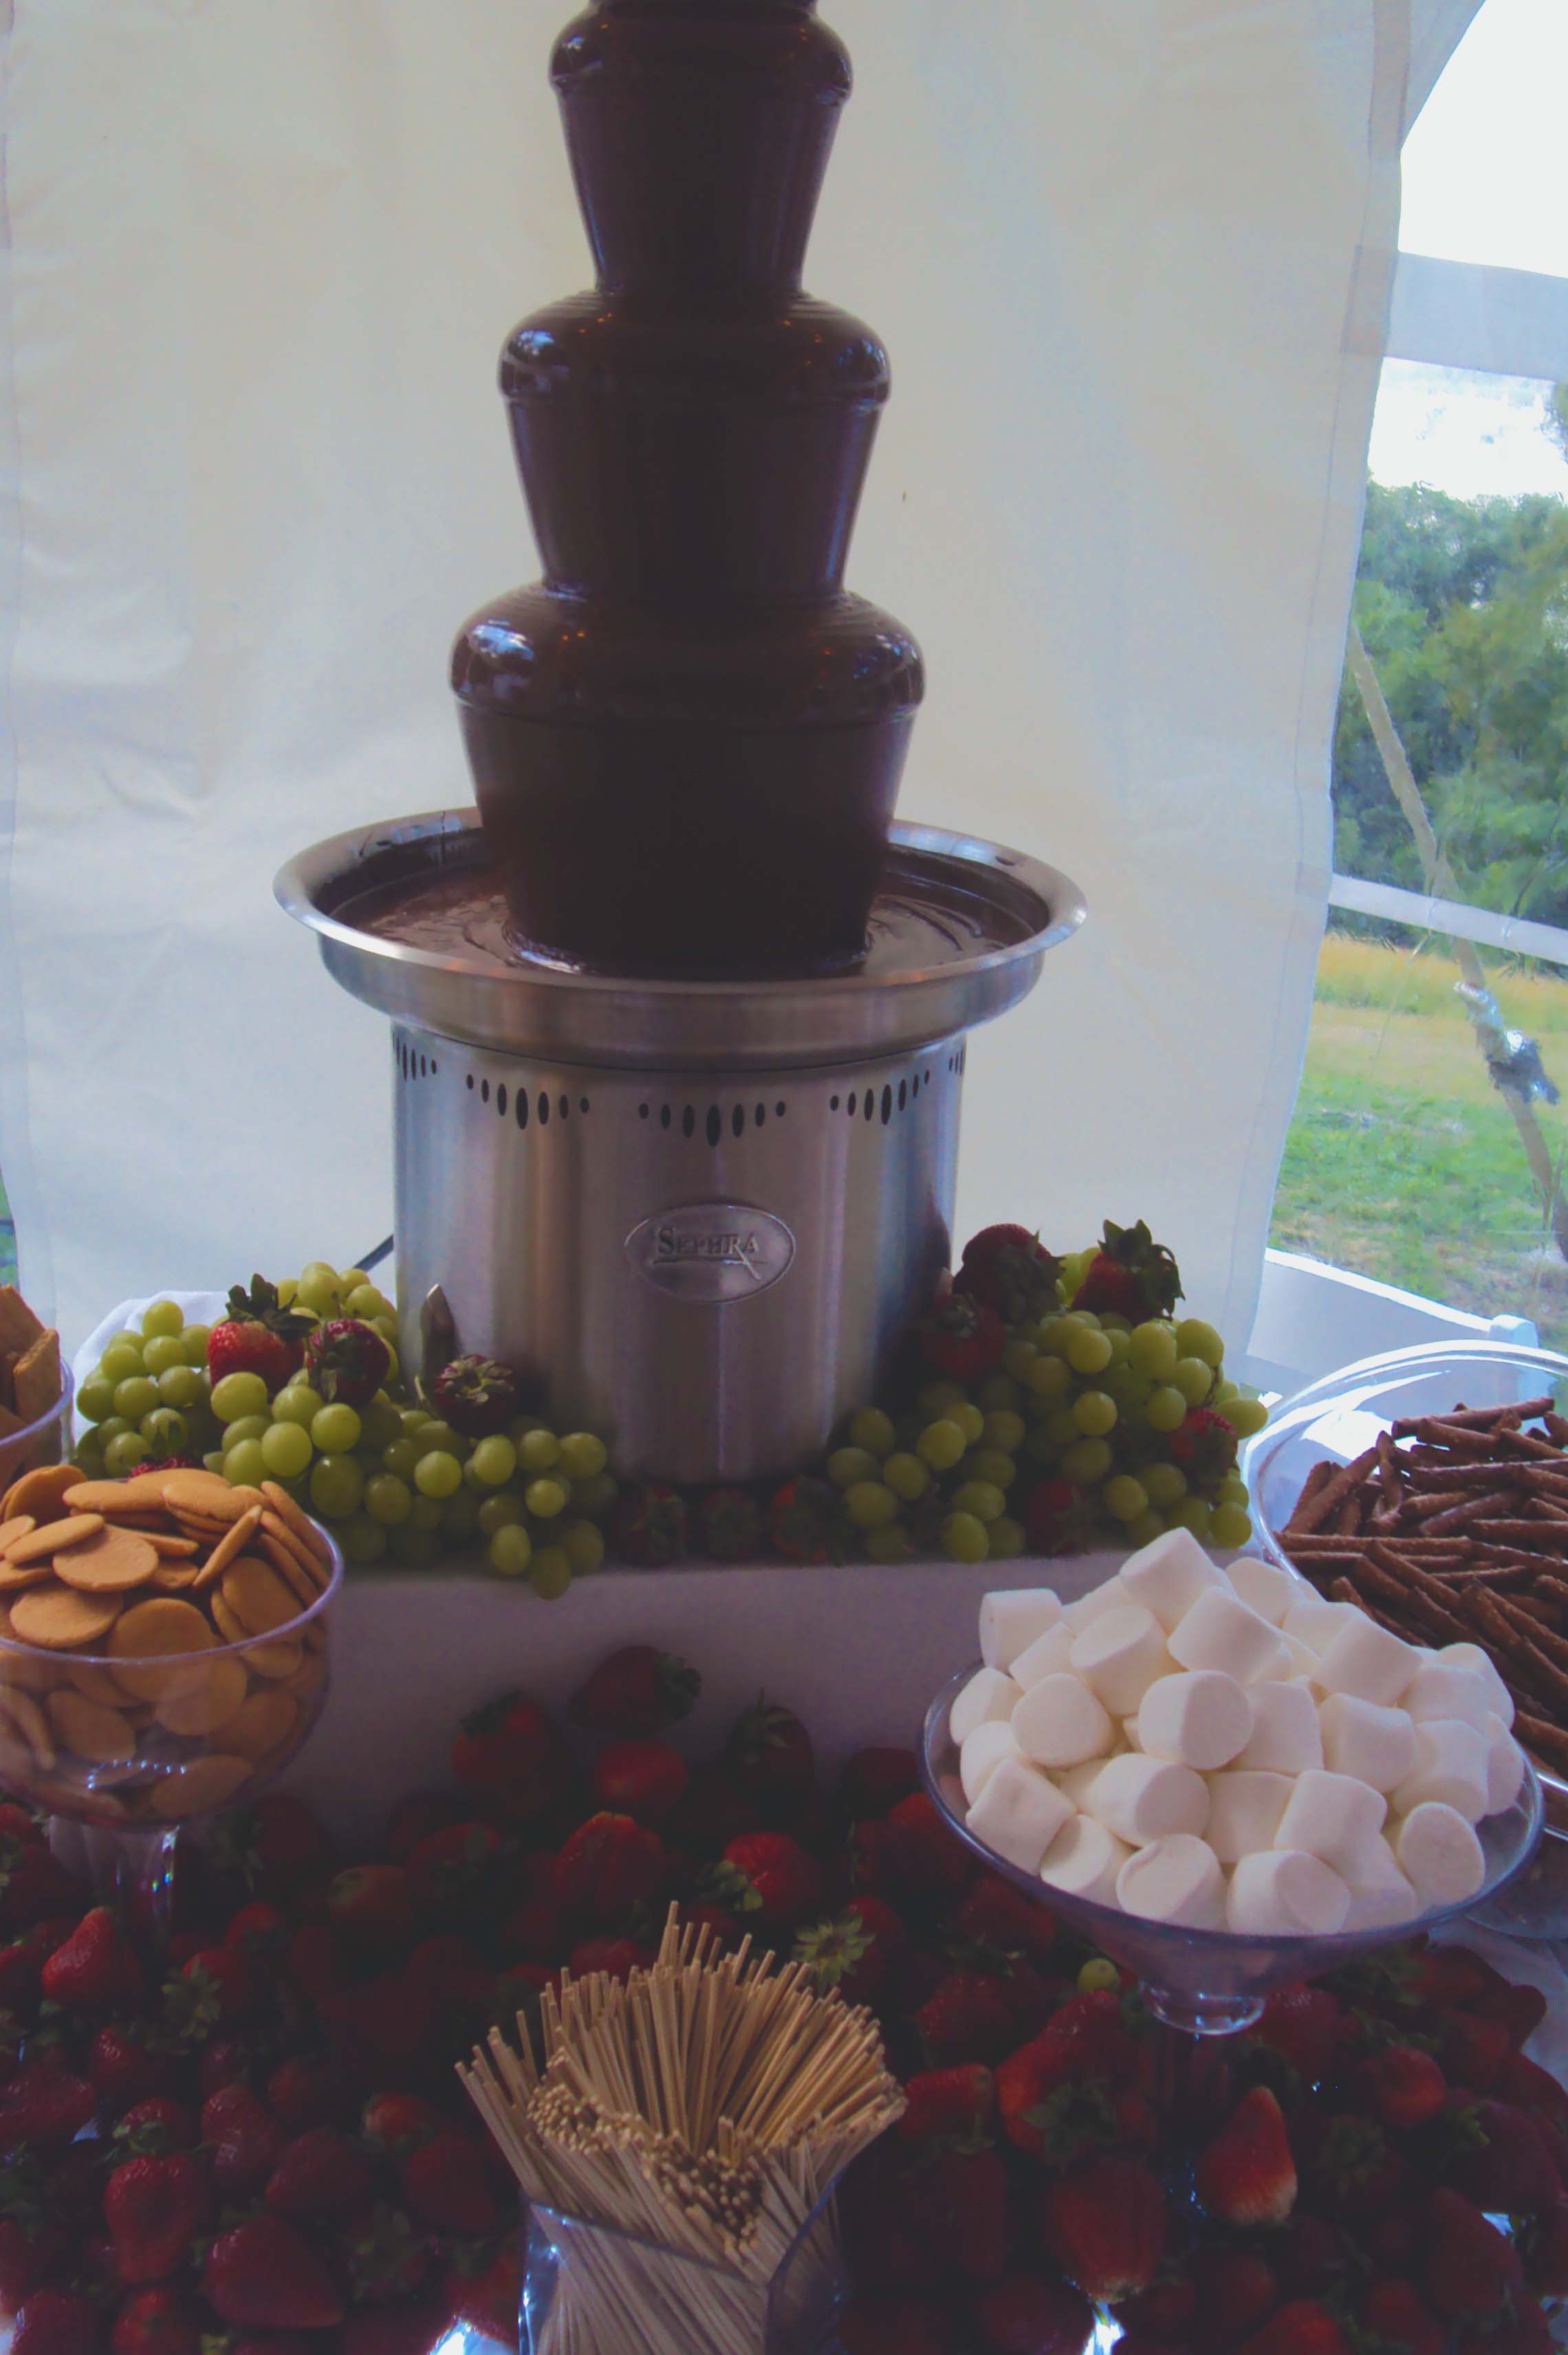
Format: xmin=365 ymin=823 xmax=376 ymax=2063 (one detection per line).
xmin=626 ymin=1203 xmax=796 ymax=1303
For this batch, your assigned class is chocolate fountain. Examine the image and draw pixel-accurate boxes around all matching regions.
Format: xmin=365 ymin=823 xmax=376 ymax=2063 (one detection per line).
xmin=276 ymin=0 xmax=1083 ymax=1484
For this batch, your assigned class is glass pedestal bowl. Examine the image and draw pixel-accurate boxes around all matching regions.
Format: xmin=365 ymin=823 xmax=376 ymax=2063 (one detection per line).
xmin=0 ymin=1532 xmax=340 ymax=1948
xmin=922 ymin=1663 xmax=1544 ymax=2038
xmin=0 ymin=1360 xmax=74 ymax=1493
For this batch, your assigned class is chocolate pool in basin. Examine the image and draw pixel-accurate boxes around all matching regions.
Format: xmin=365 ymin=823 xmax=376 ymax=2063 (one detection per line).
xmin=277 ymin=0 xmax=1084 ymax=1486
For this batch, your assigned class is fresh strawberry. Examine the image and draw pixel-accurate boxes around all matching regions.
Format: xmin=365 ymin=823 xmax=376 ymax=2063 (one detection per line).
xmin=1254 ymin=1985 xmax=1344 ymax=2083
xmin=1496 ymin=2048 xmax=1568 ymax=2125
xmin=1468 ymin=1976 xmax=1549 ymax=2050
xmin=265 ymin=2127 xmax=374 ymax=2216
xmin=569 ymin=1645 xmax=700 ymax=1739
xmin=1435 ymin=2008 xmax=1511 ymax=2092
xmin=613 ymin=1479 xmax=688 ymax=1566
xmin=1446 ymin=2097 xmax=1561 ymax=2214
xmin=265 ymin=2048 xmax=355 ymax=2131
xmin=794 ymin=1896 xmax=906 ymax=2006
xmin=719 ymin=1832 xmax=820 ymax=1928
xmin=361 ymin=2092 xmax=446 ymax=2156
xmin=103 ymin=2150 xmax=212 ymax=2284
xmin=400 ymin=2130 xmax=499 ymax=2235
xmin=907 ymin=2144 xmax=1008 ymax=2280
xmin=840 ymin=2294 xmax=956 ymax=2355
xmin=977 ymin=2272 xmax=1095 ymax=2355
xmin=109 ymin=2285 xmax=204 ymax=2355
xmin=201 ymin=2084 xmax=287 ymax=2197
xmin=449 ymin=1691 xmax=571 ymax=1820
xmin=666 ymin=1763 xmax=757 ymax=1856
xmin=855 ymin=1792 xmax=972 ymax=1907
xmin=591 ymin=1740 xmax=688 ymax=1826
xmin=197 ymin=2033 xmax=254 ymax=2103
xmin=1304 ymin=2112 xmax=1408 ymax=2215
xmin=726 ymin=1696 xmax=815 ymax=1816
xmin=1197 ymin=2087 xmax=1297 ymax=2226
xmin=406 ymin=1931 xmax=493 ymax=2006
xmin=1272 ymin=2210 xmax=1351 ymax=2298
xmin=696 ymin=1486 xmax=765 ymax=1561
xmin=1236 ymin=2300 xmax=1347 ymax=2355
xmin=497 ymin=1850 xmax=564 ymax=1961
xmin=0 ymin=1806 xmax=37 ymax=1845
xmin=0 ymin=2059 xmax=96 ymax=2147
xmin=0 ymin=2217 xmax=61 ymax=2323
xmin=567 ymin=1935 xmax=651 ymax=1982
xmin=1365 ymin=2042 xmax=1447 ymax=2129
xmin=209 ymin=1795 xmax=335 ymax=1897
xmin=1167 ymin=1405 xmax=1238 ymax=1479
xmin=208 ymin=1278 xmax=314 ymax=1396
xmin=12 ymin=2288 xmax=103 ymax=2355
xmin=384 ymin=1791 xmax=466 ymax=1861
xmin=203 ymin=2213 xmax=346 ymax=2330
xmin=0 ymin=1839 xmax=83 ymax=1929
xmin=1362 ymin=2277 xmax=1444 ymax=2355
xmin=285 ymin=1922 xmax=347 ymax=2005
xmin=1414 ymin=1946 xmax=1495 ymax=2007
xmin=403 ymin=1821 xmax=501 ymax=1915
xmin=342 ymin=2311 xmax=453 ymax=2355
xmin=302 ymin=1316 xmax=390 ymax=1407
xmin=320 ymin=1971 xmax=436 ymax=2080
xmin=955 ymin=1871 xmax=1058 ymax=1960
xmin=326 ymin=1865 xmax=413 ymax=1953
xmin=554 ymin=1813 xmax=665 ymax=1923
xmin=40 ymin=1906 xmax=142 ymax=2010
xmin=444 ymin=2235 xmax=521 ymax=2339
xmin=1424 ymin=2186 xmax=1525 ymax=2319
xmin=1115 ymin=2275 xmax=1198 ymax=2343
xmin=768 ymin=1475 xmax=849 ymax=1564
xmin=1191 ymin=2248 xmax=1280 ymax=2347
xmin=90 ymin=2026 xmax=171 ymax=2107
xmin=169 ymin=1942 xmax=253 ymax=2034
xmin=915 ymin=1971 xmax=1019 ymax=2068
xmin=955 ymin=1226 xmax=1063 ymax=1325
xmin=1021 ymin=1477 xmax=1093 ymax=1556
xmin=1520 ymin=2200 xmax=1568 ymax=2296
xmin=1040 ymin=2153 xmax=1164 ymax=2301
xmin=113 ymin=2098 xmax=196 ymax=2154
xmin=838 ymin=1748 xmax=922 ymax=1819
xmin=429 ymin=1353 xmax=518 ymax=1437
xmin=1070 ymin=1219 xmax=1183 ymax=1320
xmin=340 ymin=2201 xmax=435 ymax=2305
xmin=921 ymin=1288 xmax=1006 ymax=1385
xmin=1457 ymin=2303 xmax=1556 ymax=2355
xmin=895 ymin=2064 xmax=997 ymax=2145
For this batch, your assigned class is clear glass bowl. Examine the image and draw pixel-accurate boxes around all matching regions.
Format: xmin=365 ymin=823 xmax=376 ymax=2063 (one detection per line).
xmin=922 ymin=1662 xmax=1543 ymax=2036
xmin=0 ymin=1360 xmax=74 ymax=1492
xmin=0 ymin=1524 xmax=340 ymax=1942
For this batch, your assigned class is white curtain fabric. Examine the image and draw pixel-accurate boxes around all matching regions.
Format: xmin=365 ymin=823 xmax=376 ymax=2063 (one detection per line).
xmin=0 ymin=0 xmax=1452 ymax=1353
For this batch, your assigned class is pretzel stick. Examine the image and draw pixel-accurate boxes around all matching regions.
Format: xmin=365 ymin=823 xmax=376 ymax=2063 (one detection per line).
xmin=1291 ymin=1449 xmax=1379 ymax=1535
xmin=1419 ymin=1490 xmax=1519 ymax=1535
xmin=1283 ymin=1459 xmax=1337 ymax=1534
xmin=1329 ymin=1576 xmax=1404 ymax=1636
xmin=1515 ymin=1712 xmax=1568 ymax=1777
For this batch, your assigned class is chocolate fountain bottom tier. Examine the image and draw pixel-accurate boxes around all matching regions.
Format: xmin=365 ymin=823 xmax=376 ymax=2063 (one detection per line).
xmin=460 ymin=704 xmax=913 ymax=973
xmin=392 ymin=1025 xmax=963 ymax=1484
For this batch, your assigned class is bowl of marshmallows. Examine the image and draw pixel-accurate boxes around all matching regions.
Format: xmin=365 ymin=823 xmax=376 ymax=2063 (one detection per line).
xmin=922 ymin=1529 xmax=1543 ymax=2032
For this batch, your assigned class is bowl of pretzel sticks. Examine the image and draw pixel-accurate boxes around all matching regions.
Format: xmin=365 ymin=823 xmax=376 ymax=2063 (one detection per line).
xmin=0 ymin=1462 xmax=340 ymax=1831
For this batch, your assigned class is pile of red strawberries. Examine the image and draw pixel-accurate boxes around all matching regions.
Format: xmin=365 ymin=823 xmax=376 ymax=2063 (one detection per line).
xmin=0 ymin=1642 xmax=1566 ymax=2354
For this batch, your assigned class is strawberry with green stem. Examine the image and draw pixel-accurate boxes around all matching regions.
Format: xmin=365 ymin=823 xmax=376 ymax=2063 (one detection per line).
xmin=202 ymin=2213 xmax=347 ymax=2331
xmin=794 ymin=1896 xmax=906 ymax=2006
xmin=1070 ymin=1220 xmax=1184 ymax=1321
xmin=303 ymin=1317 xmax=390 ymax=1408
xmin=613 ymin=1482 xmax=689 ymax=1567
xmin=769 ymin=1476 xmax=849 ymax=1564
xmin=955 ymin=1225 xmax=1063 ymax=1326
xmin=569 ymin=1645 xmax=700 ymax=1739
xmin=921 ymin=1288 xmax=1006 ymax=1386
xmin=1039 ymin=2152 xmax=1166 ymax=2302
xmin=428 ymin=1354 xmax=518 ymax=1437
xmin=726 ymin=1696 xmax=814 ymax=1816
xmin=1195 ymin=2086 xmax=1297 ymax=2227
xmin=718 ymin=1833 xmax=820 ymax=1929
xmin=208 ymin=1278 xmax=314 ymax=1398
xmin=1168 ymin=1405 xmax=1238 ymax=1481
xmin=697 ymin=1487 xmax=765 ymax=1562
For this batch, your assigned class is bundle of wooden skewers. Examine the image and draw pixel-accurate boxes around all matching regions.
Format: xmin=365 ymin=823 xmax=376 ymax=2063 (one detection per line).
xmin=1276 ymin=1393 xmax=1568 ymax=1778
xmin=460 ymin=1909 xmax=904 ymax=2355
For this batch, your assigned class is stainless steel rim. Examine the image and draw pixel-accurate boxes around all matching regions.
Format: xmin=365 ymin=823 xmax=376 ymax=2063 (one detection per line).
xmin=274 ymin=807 xmax=1086 ymax=1071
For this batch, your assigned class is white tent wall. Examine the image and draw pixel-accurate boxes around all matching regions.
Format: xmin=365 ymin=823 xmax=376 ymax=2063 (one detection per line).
xmin=0 ymin=0 xmax=1457 ymax=1353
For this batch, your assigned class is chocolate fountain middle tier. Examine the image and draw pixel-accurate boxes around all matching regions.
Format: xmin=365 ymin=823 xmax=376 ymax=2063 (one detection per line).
xmin=453 ymin=0 xmax=923 ymax=977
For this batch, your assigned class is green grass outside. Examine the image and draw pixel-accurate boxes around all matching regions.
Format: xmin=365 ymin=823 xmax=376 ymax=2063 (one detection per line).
xmin=1270 ymin=933 xmax=1568 ymax=1353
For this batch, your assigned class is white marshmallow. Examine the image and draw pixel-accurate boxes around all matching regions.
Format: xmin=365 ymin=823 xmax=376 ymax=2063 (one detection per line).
xmin=1055 ymin=1757 xmax=1115 ymax=1809
xmin=1118 ymin=1833 xmax=1225 ymax=1927
xmin=1084 ymin=1752 xmax=1210 ymax=1845
xmin=1438 ymin=1643 xmax=1514 ymax=1729
xmin=1228 ymin=1849 xmax=1351 ymax=1935
xmin=1206 ymin=1770 xmax=1293 ymax=1863
xmin=1273 ymin=1768 xmax=1386 ymax=1875
xmin=1122 ymin=1717 xmax=1144 ymax=1752
xmin=1392 ymin=1719 xmax=1490 ymax=1822
xmin=960 ymin=1719 xmax=1021 ymax=1805
xmin=1040 ymin=1812 xmax=1131 ymax=1906
xmin=1226 ymin=1556 xmax=1300 ymax=1627
xmin=1318 ymin=1694 xmax=1417 ymax=1794
xmin=1119 ymin=1529 xmax=1228 ymax=1631
xmin=1316 ymin=1616 xmax=1418 ymax=1708
xmin=966 ymin=1756 xmax=1075 ymax=1876
xmin=1070 ymin=1606 xmax=1172 ymax=1715
xmin=1265 ymin=1633 xmax=1329 ymax=1684
xmin=1013 ymin=1674 xmax=1115 ymax=1769
xmin=1404 ymin=1660 xmax=1492 ymax=1734
xmin=1011 ymin=1620 xmax=1077 ymax=1688
xmin=1283 ymin=1596 xmax=1359 ymax=1658
xmin=1342 ymin=1837 xmax=1419 ymax=1930
xmin=950 ymin=1666 xmax=1023 ymax=1748
xmin=1063 ymin=1575 xmax=1131 ymax=1634
xmin=1136 ymin=1671 xmax=1253 ymax=1770
xmin=1168 ymin=1587 xmax=1287 ymax=1684
xmin=1485 ymin=1715 xmax=1525 ymax=1815
xmin=980 ymin=1587 xmax=1063 ymax=1671
xmin=1397 ymin=1801 xmax=1485 ymax=1909
xmin=1237 ymin=1680 xmax=1323 ymax=1774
